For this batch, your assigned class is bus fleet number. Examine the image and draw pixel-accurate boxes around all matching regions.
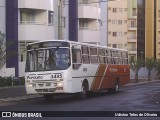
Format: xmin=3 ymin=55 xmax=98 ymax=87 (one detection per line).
xmin=51 ymin=74 xmax=62 ymax=79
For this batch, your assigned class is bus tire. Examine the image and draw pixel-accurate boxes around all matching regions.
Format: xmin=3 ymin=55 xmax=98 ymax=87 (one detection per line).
xmin=108 ymin=80 xmax=119 ymax=94
xmin=79 ymin=81 xmax=88 ymax=99
xmin=44 ymin=94 xmax=54 ymax=102
xmin=112 ymin=80 xmax=119 ymax=94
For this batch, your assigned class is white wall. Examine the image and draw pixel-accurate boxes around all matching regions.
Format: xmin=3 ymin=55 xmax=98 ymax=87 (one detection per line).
xmin=130 ymin=67 xmax=158 ymax=80
xmin=18 ymin=0 xmax=54 ymax=11
xmin=0 ymin=0 xmax=5 ymax=33
xmin=18 ymin=24 xmax=54 ymax=41
xmin=78 ymin=6 xmax=100 ymax=19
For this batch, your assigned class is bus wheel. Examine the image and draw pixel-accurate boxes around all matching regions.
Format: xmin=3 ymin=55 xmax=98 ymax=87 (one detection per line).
xmin=44 ymin=94 xmax=54 ymax=102
xmin=112 ymin=80 xmax=119 ymax=94
xmin=108 ymin=80 xmax=119 ymax=94
xmin=80 ymin=82 xmax=88 ymax=99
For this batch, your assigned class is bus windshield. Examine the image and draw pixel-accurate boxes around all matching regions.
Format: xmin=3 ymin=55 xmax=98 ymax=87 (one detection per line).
xmin=25 ymin=48 xmax=70 ymax=72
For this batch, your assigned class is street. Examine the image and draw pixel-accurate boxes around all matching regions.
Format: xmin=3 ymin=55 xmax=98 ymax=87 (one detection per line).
xmin=0 ymin=81 xmax=160 ymax=120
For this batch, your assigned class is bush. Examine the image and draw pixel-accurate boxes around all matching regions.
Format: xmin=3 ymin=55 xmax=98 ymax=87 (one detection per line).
xmin=0 ymin=77 xmax=25 ymax=87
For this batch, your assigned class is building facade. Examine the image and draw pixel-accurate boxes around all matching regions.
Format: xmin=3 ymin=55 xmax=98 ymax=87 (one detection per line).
xmin=18 ymin=0 xmax=55 ymax=76
xmin=128 ymin=0 xmax=137 ymax=60
xmin=108 ymin=0 xmax=128 ymax=50
xmin=128 ymin=0 xmax=160 ymax=60
xmin=0 ymin=0 xmax=55 ymax=77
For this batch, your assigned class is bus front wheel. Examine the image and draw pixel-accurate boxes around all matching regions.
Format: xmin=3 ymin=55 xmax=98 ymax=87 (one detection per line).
xmin=79 ymin=82 xmax=88 ymax=99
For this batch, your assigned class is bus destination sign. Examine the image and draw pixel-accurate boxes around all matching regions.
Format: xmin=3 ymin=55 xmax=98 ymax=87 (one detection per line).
xmin=27 ymin=41 xmax=70 ymax=50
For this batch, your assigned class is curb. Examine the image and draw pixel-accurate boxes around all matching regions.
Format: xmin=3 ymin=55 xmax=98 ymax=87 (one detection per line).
xmin=124 ymin=79 xmax=160 ymax=87
xmin=0 ymin=95 xmax=43 ymax=102
xmin=0 ymin=85 xmax=24 ymax=90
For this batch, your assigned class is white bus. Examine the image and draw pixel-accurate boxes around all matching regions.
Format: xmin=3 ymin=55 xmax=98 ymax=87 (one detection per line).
xmin=25 ymin=40 xmax=130 ymax=101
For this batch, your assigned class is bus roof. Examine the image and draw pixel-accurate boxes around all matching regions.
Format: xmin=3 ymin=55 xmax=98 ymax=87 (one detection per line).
xmin=27 ymin=40 xmax=128 ymax=52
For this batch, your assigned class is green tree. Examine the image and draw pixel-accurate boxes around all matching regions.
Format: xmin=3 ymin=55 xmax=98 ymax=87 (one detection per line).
xmin=130 ymin=59 xmax=143 ymax=83
xmin=145 ymin=58 xmax=155 ymax=81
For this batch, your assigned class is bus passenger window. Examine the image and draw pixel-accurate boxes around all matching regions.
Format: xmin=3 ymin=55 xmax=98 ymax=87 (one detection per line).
xmin=90 ymin=56 xmax=98 ymax=64
xmin=82 ymin=55 xmax=90 ymax=64
xmin=72 ymin=49 xmax=82 ymax=69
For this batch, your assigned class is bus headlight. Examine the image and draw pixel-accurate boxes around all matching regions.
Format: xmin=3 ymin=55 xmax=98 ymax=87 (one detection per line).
xmin=27 ymin=83 xmax=33 ymax=88
xmin=57 ymin=82 xmax=62 ymax=87
xmin=26 ymin=80 xmax=33 ymax=87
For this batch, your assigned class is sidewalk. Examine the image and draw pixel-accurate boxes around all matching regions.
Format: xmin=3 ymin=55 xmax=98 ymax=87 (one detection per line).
xmin=0 ymin=79 xmax=160 ymax=102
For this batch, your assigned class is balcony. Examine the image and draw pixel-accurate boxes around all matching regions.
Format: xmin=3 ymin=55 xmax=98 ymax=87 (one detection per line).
xmin=78 ymin=5 xmax=100 ymax=19
xmin=128 ymin=48 xmax=137 ymax=54
xmin=18 ymin=22 xmax=54 ymax=41
xmin=78 ymin=28 xmax=100 ymax=43
xmin=132 ymin=14 xmax=137 ymax=19
xmin=127 ymin=37 xmax=137 ymax=43
xmin=128 ymin=25 xmax=137 ymax=31
xmin=18 ymin=0 xmax=53 ymax=11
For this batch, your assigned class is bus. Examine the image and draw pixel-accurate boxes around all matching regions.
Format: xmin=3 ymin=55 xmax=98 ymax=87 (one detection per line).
xmin=25 ymin=40 xmax=130 ymax=101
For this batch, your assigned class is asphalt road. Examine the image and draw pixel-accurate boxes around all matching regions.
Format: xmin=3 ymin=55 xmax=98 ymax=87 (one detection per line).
xmin=0 ymin=81 xmax=160 ymax=120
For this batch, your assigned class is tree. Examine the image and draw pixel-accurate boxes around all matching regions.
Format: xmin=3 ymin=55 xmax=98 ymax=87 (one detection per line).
xmin=130 ymin=59 xmax=143 ymax=83
xmin=145 ymin=58 xmax=155 ymax=81
xmin=155 ymin=59 xmax=160 ymax=79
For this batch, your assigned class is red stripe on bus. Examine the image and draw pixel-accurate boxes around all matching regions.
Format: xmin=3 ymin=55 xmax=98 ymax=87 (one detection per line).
xmin=90 ymin=64 xmax=107 ymax=91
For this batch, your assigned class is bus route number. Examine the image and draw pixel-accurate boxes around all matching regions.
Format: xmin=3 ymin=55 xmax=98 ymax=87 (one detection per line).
xmin=51 ymin=74 xmax=62 ymax=79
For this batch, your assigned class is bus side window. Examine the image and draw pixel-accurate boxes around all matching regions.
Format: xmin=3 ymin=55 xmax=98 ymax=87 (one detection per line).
xmin=82 ymin=46 xmax=90 ymax=64
xmin=90 ymin=47 xmax=98 ymax=64
xmin=72 ymin=48 xmax=82 ymax=69
xmin=98 ymin=48 xmax=105 ymax=64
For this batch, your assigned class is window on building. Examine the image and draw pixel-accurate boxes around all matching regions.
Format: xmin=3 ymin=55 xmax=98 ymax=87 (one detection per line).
xmin=113 ymin=44 xmax=117 ymax=48
xmin=132 ymin=8 xmax=137 ymax=16
xmin=20 ymin=9 xmax=36 ymax=24
xmin=131 ymin=21 xmax=136 ymax=27
xmin=113 ymin=8 xmax=117 ymax=13
xmin=113 ymin=32 xmax=117 ymax=37
xmin=118 ymin=20 xmax=122 ymax=25
xmin=79 ymin=19 xmax=88 ymax=29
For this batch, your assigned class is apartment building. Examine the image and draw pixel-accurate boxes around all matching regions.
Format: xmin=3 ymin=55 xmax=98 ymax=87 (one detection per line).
xmin=18 ymin=0 xmax=55 ymax=76
xmin=0 ymin=0 xmax=55 ymax=77
xmin=57 ymin=0 xmax=101 ymax=44
xmin=127 ymin=0 xmax=160 ymax=60
xmin=108 ymin=0 xmax=128 ymax=49
xmin=78 ymin=0 xmax=100 ymax=44
xmin=128 ymin=0 xmax=137 ymax=60
xmin=156 ymin=0 xmax=160 ymax=59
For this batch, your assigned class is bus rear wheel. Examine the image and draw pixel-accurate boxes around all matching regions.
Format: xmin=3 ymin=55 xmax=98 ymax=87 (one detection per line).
xmin=44 ymin=94 xmax=54 ymax=102
xmin=108 ymin=80 xmax=119 ymax=94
